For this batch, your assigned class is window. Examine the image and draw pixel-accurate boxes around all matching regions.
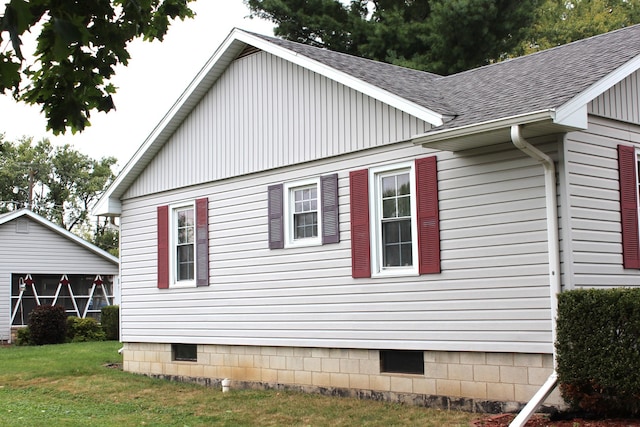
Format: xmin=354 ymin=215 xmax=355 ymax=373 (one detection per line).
xmin=350 ymin=156 xmax=441 ymax=278
xmin=284 ymin=179 xmax=321 ymax=247
xmin=374 ymin=166 xmax=417 ymax=273
xmin=157 ymin=198 xmax=210 ymax=288
xmin=172 ymin=344 xmax=197 ymax=362
xmin=174 ymin=205 xmax=195 ymax=282
xmin=380 ymin=350 xmax=424 ymax=375
xmin=618 ymin=144 xmax=640 ymax=268
xmin=268 ymin=174 xmax=339 ymax=249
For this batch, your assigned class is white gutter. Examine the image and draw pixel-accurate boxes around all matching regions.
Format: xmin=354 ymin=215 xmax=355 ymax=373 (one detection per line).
xmin=509 ymin=125 xmax=562 ymax=427
xmin=412 ymin=110 xmax=556 ymax=146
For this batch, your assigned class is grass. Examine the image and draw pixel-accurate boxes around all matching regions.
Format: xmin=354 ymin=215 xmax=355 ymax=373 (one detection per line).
xmin=0 ymin=341 xmax=477 ymax=426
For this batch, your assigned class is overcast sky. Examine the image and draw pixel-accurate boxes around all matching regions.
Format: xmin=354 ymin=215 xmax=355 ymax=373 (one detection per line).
xmin=0 ymin=0 xmax=274 ymax=170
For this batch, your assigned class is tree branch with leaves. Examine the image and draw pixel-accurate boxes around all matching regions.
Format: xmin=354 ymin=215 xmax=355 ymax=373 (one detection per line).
xmin=0 ymin=0 xmax=195 ymax=135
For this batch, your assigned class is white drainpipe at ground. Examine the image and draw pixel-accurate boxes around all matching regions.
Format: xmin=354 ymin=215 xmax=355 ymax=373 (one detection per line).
xmin=509 ymin=125 xmax=562 ymax=427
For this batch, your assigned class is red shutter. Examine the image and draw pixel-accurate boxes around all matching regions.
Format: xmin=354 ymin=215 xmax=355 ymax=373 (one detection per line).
xmin=157 ymin=205 xmax=169 ymax=289
xmin=350 ymin=169 xmax=371 ymax=278
xmin=618 ymin=145 xmax=640 ymax=269
xmin=416 ymin=156 xmax=441 ymax=274
xmin=268 ymin=184 xmax=284 ymax=249
xmin=195 ymin=197 xmax=210 ymax=286
xmin=321 ymin=173 xmax=340 ymax=244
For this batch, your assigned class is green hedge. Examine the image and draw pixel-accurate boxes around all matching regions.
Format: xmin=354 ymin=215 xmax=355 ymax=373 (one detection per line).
xmin=556 ymin=288 xmax=640 ymax=417
xmin=67 ymin=316 xmax=106 ymax=342
xmin=28 ymin=305 xmax=67 ymax=345
xmin=101 ymin=305 xmax=119 ymax=341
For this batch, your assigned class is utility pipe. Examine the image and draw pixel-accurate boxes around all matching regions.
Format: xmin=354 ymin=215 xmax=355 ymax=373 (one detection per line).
xmin=509 ymin=125 xmax=562 ymax=427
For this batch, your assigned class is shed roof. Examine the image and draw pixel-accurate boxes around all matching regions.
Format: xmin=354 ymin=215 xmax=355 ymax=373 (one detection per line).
xmin=0 ymin=209 xmax=119 ymax=265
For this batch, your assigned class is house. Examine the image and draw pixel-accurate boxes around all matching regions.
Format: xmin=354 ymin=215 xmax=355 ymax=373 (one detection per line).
xmin=94 ymin=25 xmax=640 ymax=412
xmin=0 ymin=209 xmax=119 ymax=342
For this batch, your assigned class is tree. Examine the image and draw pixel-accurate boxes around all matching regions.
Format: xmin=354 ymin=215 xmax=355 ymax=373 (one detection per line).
xmin=522 ymin=0 xmax=640 ymax=54
xmin=247 ymin=0 xmax=640 ymax=74
xmin=0 ymin=0 xmax=195 ymax=135
xmin=46 ymin=144 xmax=117 ymax=232
xmin=0 ymin=135 xmax=51 ymax=212
xmin=0 ymin=135 xmax=117 ymax=252
xmin=246 ymin=0 xmax=540 ymax=75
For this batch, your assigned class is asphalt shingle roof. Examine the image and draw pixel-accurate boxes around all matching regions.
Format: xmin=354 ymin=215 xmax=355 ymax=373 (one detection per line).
xmin=252 ymin=24 xmax=640 ymax=132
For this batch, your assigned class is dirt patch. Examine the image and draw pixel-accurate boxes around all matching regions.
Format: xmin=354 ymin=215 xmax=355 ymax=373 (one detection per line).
xmin=472 ymin=413 xmax=640 ymax=426
xmin=103 ymin=363 xmax=122 ymax=370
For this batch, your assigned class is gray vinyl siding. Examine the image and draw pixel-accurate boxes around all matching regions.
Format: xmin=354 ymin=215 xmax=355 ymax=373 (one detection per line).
xmin=119 ymin=138 xmax=554 ymax=354
xmin=0 ymin=217 xmax=118 ymax=341
xmin=589 ymin=70 xmax=640 ymax=125
xmin=563 ymin=114 xmax=640 ymax=288
xmin=123 ymin=51 xmax=431 ymax=199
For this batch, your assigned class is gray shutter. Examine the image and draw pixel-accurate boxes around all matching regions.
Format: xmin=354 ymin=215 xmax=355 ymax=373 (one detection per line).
xmin=268 ymin=184 xmax=284 ymax=249
xmin=321 ymin=174 xmax=340 ymax=244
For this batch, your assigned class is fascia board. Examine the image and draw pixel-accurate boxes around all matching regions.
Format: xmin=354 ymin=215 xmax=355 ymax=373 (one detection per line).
xmin=233 ymin=32 xmax=447 ymax=127
xmin=0 ymin=210 xmax=119 ymax=265
xmin=555 ymin=54 xmax=640 ymax=124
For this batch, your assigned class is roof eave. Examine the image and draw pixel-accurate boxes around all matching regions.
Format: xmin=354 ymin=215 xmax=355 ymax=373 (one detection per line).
xmin=411 ymin=109 xmax=587 ymax=152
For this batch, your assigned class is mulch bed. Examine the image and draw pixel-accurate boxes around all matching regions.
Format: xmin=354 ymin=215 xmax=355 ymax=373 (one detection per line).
xmin=472 ymin=413 xmax=640 ymax=426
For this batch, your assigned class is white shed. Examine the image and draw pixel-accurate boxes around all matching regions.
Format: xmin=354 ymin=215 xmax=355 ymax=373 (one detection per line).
xmin=0 ymin=209 xmax=119 ymax=343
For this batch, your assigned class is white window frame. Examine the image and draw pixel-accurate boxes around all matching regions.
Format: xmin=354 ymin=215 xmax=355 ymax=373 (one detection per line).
xmin=369 ymin=161 xmax=419 ymax=277
xmin=283 ymin=177 xmax=322 ymax=248
xmin=170 ymin=201 xmax=196 ymax=288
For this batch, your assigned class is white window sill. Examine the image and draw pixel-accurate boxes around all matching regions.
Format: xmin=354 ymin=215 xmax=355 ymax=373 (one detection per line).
xmin=372 ymin=268 xmax=419 ymax=279
xmin=169 ymin=281 xmax=196 ymax=289
xmin=285 ymin=238 xmax=322 ymax=249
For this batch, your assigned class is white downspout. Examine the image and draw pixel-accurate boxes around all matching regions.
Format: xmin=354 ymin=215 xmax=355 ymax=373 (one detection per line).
xmin=509 ymin=125 xmax=562 ymax=427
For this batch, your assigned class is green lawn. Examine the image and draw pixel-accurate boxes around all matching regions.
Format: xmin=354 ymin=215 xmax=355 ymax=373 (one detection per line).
xmin=0 ymin=341 xmax=477 ymax=426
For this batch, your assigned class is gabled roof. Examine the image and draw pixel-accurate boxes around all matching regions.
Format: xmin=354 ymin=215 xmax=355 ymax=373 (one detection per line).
xmin=94 ymin=24 xmax=640 ymax=216
xmin=0 ymin=209 xmax=119 ymax=265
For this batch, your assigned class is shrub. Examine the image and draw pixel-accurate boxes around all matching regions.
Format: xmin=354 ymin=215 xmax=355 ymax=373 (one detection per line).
xmin=101 ymin=305 xmax=119 ymax=341
xmin=28 ymin=305 xmax=67 ymax=345
xmin=556 ymin=288 xmax=640 ymax=417
xmin=15 ymin=327 xmax=31 ymax=346
xmin=67 ymin=316 xmax=105 ymax=342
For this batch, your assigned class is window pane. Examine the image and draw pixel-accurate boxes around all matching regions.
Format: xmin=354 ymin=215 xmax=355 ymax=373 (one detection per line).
xmin=400 ymin=219 xmax=412 ymax=241
xmin=383 ymin=221 xmax=399 ymax=244
xmin=397 ymin=173 xmax=410 ymax=195
xmin=382 ymin=219 xmax=412 ymax=267
xmin=177 ymin=245 xmax=194 ymax=281
xmin=382 ymin=176 xmax=396 ymax=197
xmin=383 ymin=243 xmax=400 ymax=267
xmin=177 ymin=210 xmax=194 ymax=227
xmin=397 ymin=195 xmax=410 ymax=217
xmin=400 ymin=242 xmax=413 ymax=266
xmin=382 ymin=199 xmax=396 ymax=218
xmin=294 ymin=212 xmax=318 ymax=239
